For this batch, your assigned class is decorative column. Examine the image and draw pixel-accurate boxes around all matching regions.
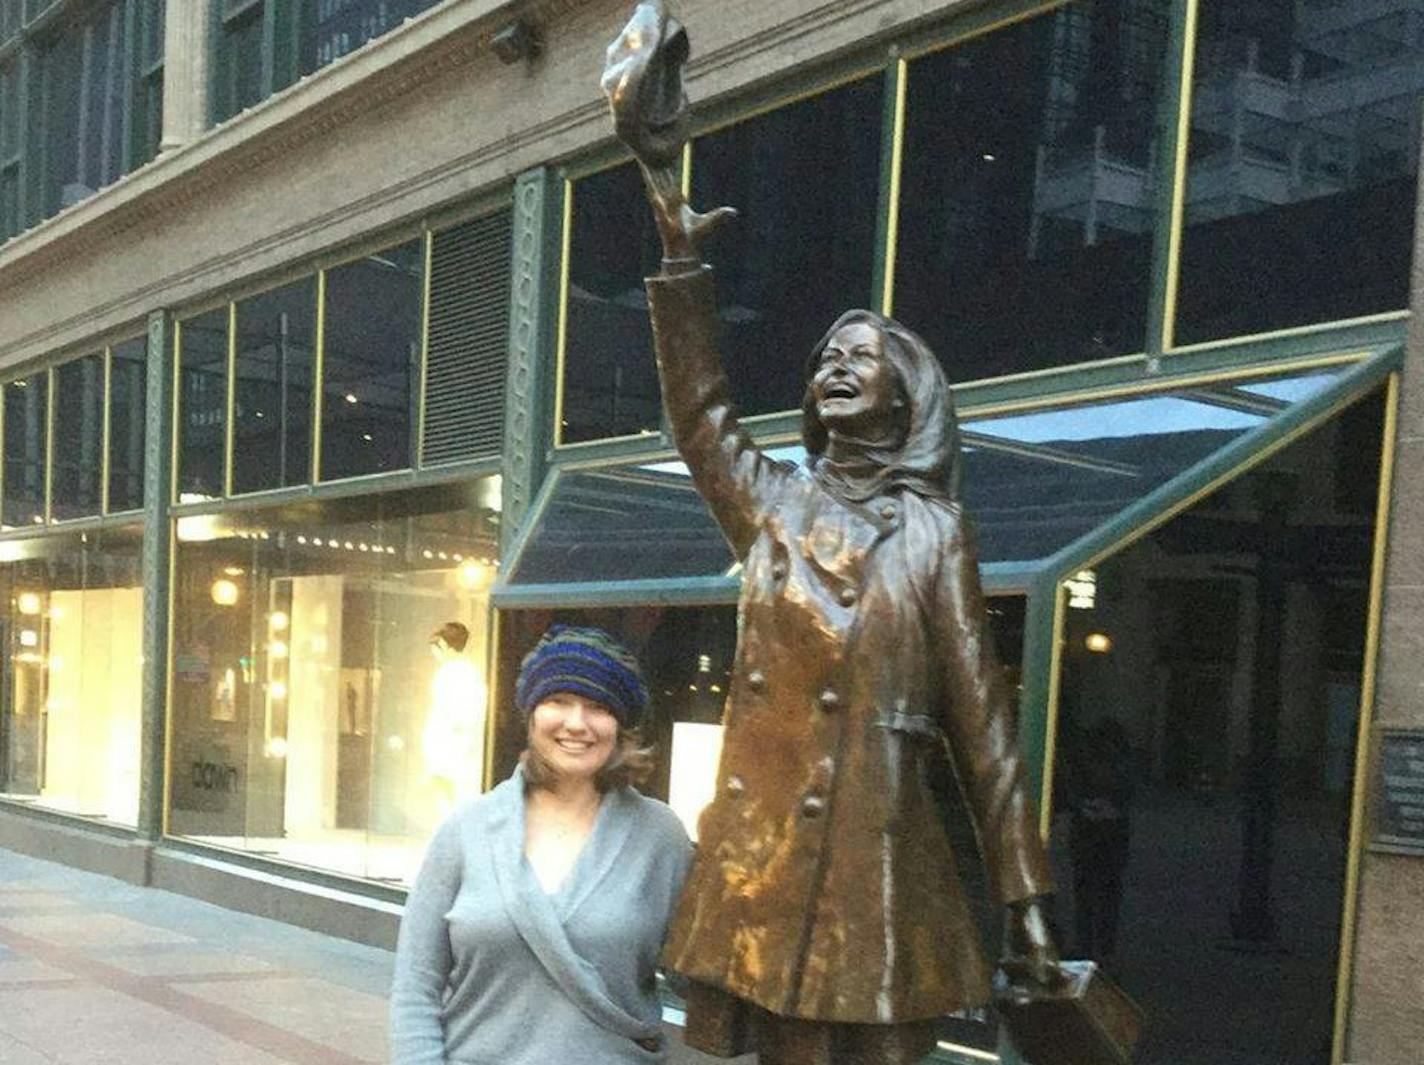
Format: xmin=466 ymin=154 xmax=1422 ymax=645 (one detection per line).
xmin=136 ymin=309 xmax=174 ymax=848
xmin=499 ymin=167 xmax=561 ymax=556
xmin=160 ymin=0 xmax=214 ymax=152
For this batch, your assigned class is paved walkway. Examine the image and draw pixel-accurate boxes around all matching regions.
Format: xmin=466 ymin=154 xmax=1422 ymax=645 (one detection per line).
xmin=0 ymin=847 xmax=743 ymax=1065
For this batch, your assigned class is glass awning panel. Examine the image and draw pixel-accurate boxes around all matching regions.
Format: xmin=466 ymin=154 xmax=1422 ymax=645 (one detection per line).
xmin=504 ymin=364 xmax=1354 ymax=589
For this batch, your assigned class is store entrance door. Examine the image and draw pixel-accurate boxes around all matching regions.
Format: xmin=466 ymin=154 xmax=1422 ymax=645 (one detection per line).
xmin=1047 ymin=389 xmax=1384 ymax=1065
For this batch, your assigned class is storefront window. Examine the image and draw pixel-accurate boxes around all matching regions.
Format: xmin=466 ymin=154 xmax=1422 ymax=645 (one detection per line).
xmin=108 ymin=337 xmax=147 ymax=513
xmin=561 ymin=161 xmax=664 ymax=444
xmin=691 ymin=77 xmax=883 ymax=416
xmin=0 ymin=526 xmax=145 ymax=826
xmin=896 ymin=0 xmax=1167 ymax=380
xmin=1175 ymin=0 xmax=1423 ymax=345
xmin=1047 ymin=389 xmax=1385 ymax=1064
xmin=320 ymin=240 xmax=422 ymax=481
xmin=177 ymin=308 xmax=229 ymax=503
xmin=51 ymin=354 xmax=104 ymax=521
xmin=233 ymin=277 xmax=316 ymax=494
xmin=167 ymin=479 xmax=501 ymax=884
xmin=3 ymin=372 xmax=47 ymax=528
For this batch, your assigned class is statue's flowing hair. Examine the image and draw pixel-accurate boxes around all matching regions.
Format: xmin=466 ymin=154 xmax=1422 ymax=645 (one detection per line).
xmin=800 ymin=309 xmax=962 ymax=503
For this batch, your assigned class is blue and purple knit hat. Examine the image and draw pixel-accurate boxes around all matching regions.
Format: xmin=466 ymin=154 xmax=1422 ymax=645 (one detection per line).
xmin=514 ymin=625 xmax=649 ymax=729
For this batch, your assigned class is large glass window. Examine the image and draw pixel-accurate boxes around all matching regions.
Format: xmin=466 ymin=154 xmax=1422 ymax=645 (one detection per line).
xmin=320 ymin=240 xmax=422 ymax=481
xmin=560 ymin=161 xmax=664 ymax=444
xmin=1047 ymin=389 xmax=1385 ymax=1064
xmin=3 ymin=372 xmax=47 ymax=528
xmin=51 ymin=353 xmax=104 ymax=520
xmin=0 ymin=526 xmax=145 ymax=826
xmin=895 ymin=1 xmax=1167 ymax=380
xmin=167 ymin=479 xmax=501 ymax=883
xmin=691 ymin=77 xmax=883 ymax=416
xmin=39 ymin=0 xmax=128 ymax=216
xmin=177 ymin=308 xmax=230 ymax=503
xmin=108 ymin=336 xmax=147 ymax=513
xmin=1176 ymin=0 xmax=1424 ymax=344
xmin=233 ymin=277 xmax=316 ymax=494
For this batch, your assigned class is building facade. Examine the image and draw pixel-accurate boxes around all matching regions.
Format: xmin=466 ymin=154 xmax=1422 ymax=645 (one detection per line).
xmin=0 ymin=0 xmax=1422 ymax=1062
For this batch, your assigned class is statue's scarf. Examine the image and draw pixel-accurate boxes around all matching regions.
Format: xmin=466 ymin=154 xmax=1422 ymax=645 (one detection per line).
xmin=801 ymin=310 xmax=962 ymax=505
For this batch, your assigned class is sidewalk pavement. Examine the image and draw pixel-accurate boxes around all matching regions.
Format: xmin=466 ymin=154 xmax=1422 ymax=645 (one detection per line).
xmin=0 ymin=847 xmax=742 ymax=1065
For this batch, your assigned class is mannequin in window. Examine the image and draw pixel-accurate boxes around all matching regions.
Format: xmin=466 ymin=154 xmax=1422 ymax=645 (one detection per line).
xmin=422 ymin=621 xmax=486 ymax=813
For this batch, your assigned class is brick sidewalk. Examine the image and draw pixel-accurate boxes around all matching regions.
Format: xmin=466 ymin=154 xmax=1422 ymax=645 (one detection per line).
xmin=0 ymin=847 xmax=746 ymax=1064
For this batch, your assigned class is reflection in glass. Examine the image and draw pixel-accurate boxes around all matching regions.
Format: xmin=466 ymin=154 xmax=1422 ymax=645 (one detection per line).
xmin=690 ymin=77 xmax=882 ymax=416
xmin=1047 ymin=389 xmax=1384 ymax=1064
xmin=214 ymin=3 xmax=265 ymax=123
xmin=51 ymin=355 xmax=105 ymax=521
xmin=40 ymin=0 xmax=126 ymax=217
xmin=178 ymin=308 xmax=229 ymax=502
xmin=1177 ymin=0 xmax=1423 ymax=343
xmin=0 ymin=527 xmax=145 ymax=826
xmin=896 ymin=1 xmax=1166 ymax=379
xmin=3 ymin=373 xmax=47 ymax=528
xmin=509 ymin=367 xmax=1348 ymax=584
xmin=320 ymin=241 xmax=422 ymax=481
xmin=494 ymin=596 xmax=1023 ymax=1054
xmin=233 ymin=277 xmax=316 ymax=493
xmin=108 ymin=337 xmax=147 ymax=513
xmin=167 ymin=480 xmax=501 ymax=884
xmin=562 ymin=162 xmax=664 ymax=443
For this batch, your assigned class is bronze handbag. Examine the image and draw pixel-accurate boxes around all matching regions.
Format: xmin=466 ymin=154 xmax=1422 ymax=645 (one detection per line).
xmin=994 ymin=960 xmax=1144 ymax=1065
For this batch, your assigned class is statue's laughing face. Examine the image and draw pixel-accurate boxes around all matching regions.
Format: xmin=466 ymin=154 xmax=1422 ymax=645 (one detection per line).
xmin=810 ymin=321 xmax=907 ymax=441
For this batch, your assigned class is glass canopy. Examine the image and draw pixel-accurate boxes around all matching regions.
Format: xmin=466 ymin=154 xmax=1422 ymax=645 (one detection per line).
xmin=501 ymin=364 xmax=1356 ymax=595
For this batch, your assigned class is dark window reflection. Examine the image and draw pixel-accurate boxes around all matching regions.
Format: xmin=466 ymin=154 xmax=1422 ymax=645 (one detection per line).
xmin=178 ymin=308 xmax=229 ymax=502
xmin=40 ymin=0 xmax=126 ymax=217
xmin=1176 ymin=0 xmax=1421 ymax=344
xmin=896 ymin=1 xmax=1166 ymax=380
xmin=51 ymin=354 xmax=105 ymax=520
xmin=108 ymin=336 xmax=147 ymax=513
xmin=320 ymin=240 xmax=422 ymax=481
xmin=233 ymin=277 xmax=315 ymax=493
xmin=2 ymin=62 xmax=22 ymax=240
xmin=562 ymin=162 xmax=664 ymax=443
xmin=691 ymin=77 xmax=883 ymax=415
xmin=214 ymin=3 xmax=265 ymax=123
xmin=3 ymin=373 xmax=47 ymax=527
xmin=1048 ymin=390 xmax=1385 ymax=1065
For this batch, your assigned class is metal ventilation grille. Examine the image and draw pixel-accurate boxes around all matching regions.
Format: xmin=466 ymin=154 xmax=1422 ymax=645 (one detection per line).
xmin=422 ymin=208 xmax=513 ymax=466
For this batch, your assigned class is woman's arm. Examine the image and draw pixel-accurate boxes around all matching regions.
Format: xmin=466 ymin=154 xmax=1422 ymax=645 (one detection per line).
xmin=390 ymin=817 xmax=463 ymax=1065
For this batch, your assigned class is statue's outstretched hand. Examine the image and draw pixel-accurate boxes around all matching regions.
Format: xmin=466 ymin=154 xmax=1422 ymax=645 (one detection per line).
xmin=638 ymin=165 xmax=737 ymax=264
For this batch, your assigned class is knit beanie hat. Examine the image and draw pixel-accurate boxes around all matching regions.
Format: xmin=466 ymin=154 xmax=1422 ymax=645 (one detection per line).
xmin=514 ymin=625 xmax=649 ymax=729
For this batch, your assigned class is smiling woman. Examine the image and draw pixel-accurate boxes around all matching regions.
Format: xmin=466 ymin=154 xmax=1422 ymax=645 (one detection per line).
xmin=390 ymin=624 xmax=692 ymax=1065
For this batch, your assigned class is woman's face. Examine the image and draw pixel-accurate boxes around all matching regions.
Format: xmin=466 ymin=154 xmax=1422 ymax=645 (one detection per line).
xmin=811 ymin=322 xmax=905 ymax=438
xmin=528 ymin=692 xmax=619 ymax=783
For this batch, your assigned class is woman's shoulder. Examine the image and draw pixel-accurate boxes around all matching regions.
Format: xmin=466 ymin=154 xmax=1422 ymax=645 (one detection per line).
xmin=617 ymin=788 xmax=692 ymax=846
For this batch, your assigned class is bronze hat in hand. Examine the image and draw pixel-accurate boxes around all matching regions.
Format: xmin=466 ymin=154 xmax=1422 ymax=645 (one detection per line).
xmin=602 ymin=0 xmax=691 ymax=168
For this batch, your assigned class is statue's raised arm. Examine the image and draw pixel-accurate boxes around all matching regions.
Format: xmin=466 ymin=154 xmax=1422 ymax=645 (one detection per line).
xmin=601 ymin=0 xmax=735 ymax=270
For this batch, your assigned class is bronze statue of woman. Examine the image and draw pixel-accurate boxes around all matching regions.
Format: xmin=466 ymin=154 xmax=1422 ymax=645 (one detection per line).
xmin=604 ymin=5 xmax=1064 ymax=1062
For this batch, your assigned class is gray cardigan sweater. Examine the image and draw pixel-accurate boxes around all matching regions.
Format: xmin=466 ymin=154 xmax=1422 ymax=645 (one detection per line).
xmin=389 ymin=769 xmax=693 ymax=1064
